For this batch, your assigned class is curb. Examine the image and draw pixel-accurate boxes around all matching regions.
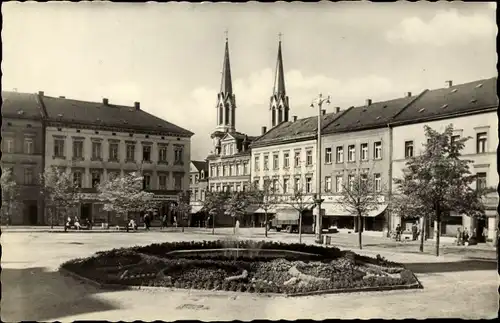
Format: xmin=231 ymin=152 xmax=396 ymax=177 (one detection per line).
xmin=285 ymin=282 xmax=423 ymax=297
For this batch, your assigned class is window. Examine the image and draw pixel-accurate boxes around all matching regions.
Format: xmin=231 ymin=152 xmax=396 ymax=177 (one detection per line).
xmin=91 ymin=171 xmax=101 ymax=188
xmin=347 ymin=145 xmax=356 ymax=162
xmin=360 ymin=143 xmax=368 ymax=161
xmin=108 ymin=171 xmax=119 ymax=181
xmin=294 ymin=177 xmax=300 ymax=191
xmin=236 ymin=185 xmax=241 ymax=192
xmin=236 ymin=164 xmax=242 ymax=176
xmin=174 ymin=145 xmax=184 ymax=165
xmin=195 ymin=174 xmax=199 ymax=183
xmin=325 ymin=148 xmax=332 ymax=164
xmin=336 ymin=175 xmax=343 ymax=193
xmin=348 ymin=174 xmax=355 ymax=190
xmin=374 ymin=173 xmax=381 ymax=192
xmin=126 ymin=143 xmax=135 ymax=161
xmin=361 ymin=173 xmax=368 ymax=185
xmin=54 ymin=139 xmax=65 ymax=157
xmin=325 ymin=176 xmax=332 ymax=192
xmin=173 ymin=173 xmax=183 ymax=190
xmin=374 ymin=142 xmax=382 ymax=160
xmin=92 ymin=142 xmax=102 ymax=160
xmin=306 ymin=150 xmax=313 ymax=166
xmin=73 ymin=141 xmax=83 ymax=159
xmin=4 ymin=138 xmax=14 ymax=153
xmin=24 ymin=138 xmax=34 ymax=154
xmin=254 ymin=156 xmax=260 ymax=171
xmin=253 ymin=178 xmax=260 ymax=189
xmin=476 ymin=132 xmax=487 ymax=153
xmin=217 ymin=165 xmax=222 ymax=177
xmin=24 ymin=168 xmax=34 ymax=185
xmin=294 ymin=151 xmax=301 ymax=167
xmin=263 ymin=155 xmax=269 ymax=170
xmin=263 ymin=179 xmax=271 ymax=190
xmin=159 ymin=174 xmax=167 ymax=190
xmin=143 ymin=174 xmax=151 ymax=189
xmin=306 ymin=177 xmax=313 ymax=193
xmin=476 ymin=172 xmax=487 ymax=191
xmin=243 ymin=162 xmax=248 ymax=175
xmin=450 ymin=135 xmax=460 ymax=146
xmin=283 ymin=178 xmax=289 ymax=193
xmin=272 ymin=178 xmax=279 ymax=191
xmin=273 ymin=154 xmax=279 ymax=170
xmin=336 ymin=146 xmax=344 ymax=163
xmin=142 ymin=145 xmax=152 ymax=162
xmin=73 ymin=171 xmax=83 ymax=188
xmin=109 ymin=142 xmax=119 ymax=161
xmin=228 ymin=165 xmax=233 ymax=176
xmin=283 ymin=152 xmax=290 ymax=168
xmin=404 ymin=141 xmax=414 ymax=158
xmin=158 ymin=145 xmax=168 ymax=163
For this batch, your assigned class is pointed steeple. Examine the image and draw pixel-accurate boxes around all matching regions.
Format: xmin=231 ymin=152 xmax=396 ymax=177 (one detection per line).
xmin=270 ymin=34 xmax=290 ymax=128
xmin=273 ymin=39 xmax=286 ymax=95
xmin=220 ymin=36 xmax=233 ymax=95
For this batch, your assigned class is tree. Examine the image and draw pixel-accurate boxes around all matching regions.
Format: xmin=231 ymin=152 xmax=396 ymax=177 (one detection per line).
xmin=202 ymin=191 xmax=229 ymax=235
xmin=97 ymin=172 xmax=156 ymax=232
xmin=1 ymin=168 xmax=20 ymax=226
xmin=339 ymin=169 xmax=383 ymax=250
xmin=279 ymin=177 xmax=316 ymax=244
xmin=225 ymin=191 xmax=253 ymax=234
xmin=393 ymin=124 xmax=490 ymax=256
xmin=249 ymin=180 xmax=280 ymax=237
xmin=41 ymin=166 xmax=81 ymax=230
xmin=172 ymin=190 xmax=191 ymax=232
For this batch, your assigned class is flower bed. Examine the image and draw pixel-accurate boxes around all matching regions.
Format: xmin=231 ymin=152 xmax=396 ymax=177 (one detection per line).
xmin=60 ymin=240 xmax=421 ymax=295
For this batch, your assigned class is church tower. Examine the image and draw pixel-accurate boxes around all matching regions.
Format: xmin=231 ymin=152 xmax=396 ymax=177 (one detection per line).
xmin=270 ymin=36 xmax=289 ymax=128
xmin=211 ymin=34 xmax=237 ymax=154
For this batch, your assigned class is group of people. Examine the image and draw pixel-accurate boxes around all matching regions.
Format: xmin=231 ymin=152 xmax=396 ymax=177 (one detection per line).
xmin=126 ymin=213 xmax=177 ymax=231
xmin=66 ymin=216 xmax=91 ymax=230
xmin=393 ymin=223 xmax=421 ymax=242
xmin=456 ymin=227 xmax=470 ymax=245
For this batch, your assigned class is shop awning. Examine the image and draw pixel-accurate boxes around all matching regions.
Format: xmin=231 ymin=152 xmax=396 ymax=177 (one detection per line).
xmin=190 ymin=205 xmax=204 ymax=214
xmin=275 ymin=207 xmax=300 ymax=221
xmin=254 ymin=206 xmax=278 ymax=214
xmin=324 ymin=203 xmax=388 ymax=217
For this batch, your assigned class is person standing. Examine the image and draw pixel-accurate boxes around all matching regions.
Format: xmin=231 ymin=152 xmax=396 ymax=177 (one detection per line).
xmin=411 ymin=223 xmax=418 ymax=241
xmin=161 ymin=214 xmax=168 ymax=230
xmin=144 ymin=214 xmax=151 ymax=231
xmin=395 ymin=224 xmax=402 ymax=241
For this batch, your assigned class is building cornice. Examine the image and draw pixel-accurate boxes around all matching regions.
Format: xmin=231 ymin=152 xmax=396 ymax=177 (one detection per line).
xmin=250 ymin=134 xmax=316 ymax=149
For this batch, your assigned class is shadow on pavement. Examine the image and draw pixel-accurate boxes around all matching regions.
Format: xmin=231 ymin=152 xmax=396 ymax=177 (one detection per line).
xmin=1 ymin=267 xmax=120 ymax=321
xmin=403 ymin=259 xmax=497 ymax=274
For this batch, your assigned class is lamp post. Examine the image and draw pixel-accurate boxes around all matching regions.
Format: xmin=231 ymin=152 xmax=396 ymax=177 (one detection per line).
xmin=310 ymin=93 xmax=330 ymax=242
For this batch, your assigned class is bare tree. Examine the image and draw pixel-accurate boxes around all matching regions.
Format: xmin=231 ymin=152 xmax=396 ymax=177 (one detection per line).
xmin=339 ymin=169 xmax=383 ymax=250
xmin=248 ymin=180 xmax=280 ymax=237
xmin=1 ymin=168 xmax=20 ymax=226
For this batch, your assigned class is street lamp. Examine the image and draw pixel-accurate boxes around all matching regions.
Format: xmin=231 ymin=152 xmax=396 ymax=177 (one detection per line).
xmin=310 ymin=93 xmax=331 ymax=242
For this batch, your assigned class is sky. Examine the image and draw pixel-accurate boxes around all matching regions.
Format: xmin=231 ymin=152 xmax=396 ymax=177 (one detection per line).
xmin=2 ymin=1 xmax=497 ymax=160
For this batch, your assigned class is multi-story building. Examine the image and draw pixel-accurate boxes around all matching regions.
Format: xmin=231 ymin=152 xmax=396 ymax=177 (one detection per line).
xmin=320 ymin=92 xmax=426 ymax=232
xmin=250 ymin=110 xmax=345 ymax=230
xmin=390 ymin=77 xmax=498 ymax=240
xmin=189 ymin=160 xmax=208 ymax=226
xmin=1 ymin=91 xmax=45 ymax=225
xmin=39 ymin=93 xmax=193 ymax=226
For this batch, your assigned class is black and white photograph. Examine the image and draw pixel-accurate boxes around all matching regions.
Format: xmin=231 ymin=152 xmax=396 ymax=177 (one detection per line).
xmin=1 ymin=1 xmax=498 ymax=321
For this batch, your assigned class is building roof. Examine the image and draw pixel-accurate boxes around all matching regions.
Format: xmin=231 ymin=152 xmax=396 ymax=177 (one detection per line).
xmin=273 ymin=40 xmax=286 ymax=96
xmin=219 ymin=38 xmax=233 ymax=95
xmin=251 ymin=111 xmax=345 ymax=147
xmin=1 ymin=91 xmax=44 ymax=119
xmin=191 ymin=160 xmax=208 ymax=172
xmin=323 ymin=94 xmax=422 ymax=134
xmin=39 ymin=94 xmax=194 ymax=136
xmin=391 ymin=77 xmax=498 ymax=125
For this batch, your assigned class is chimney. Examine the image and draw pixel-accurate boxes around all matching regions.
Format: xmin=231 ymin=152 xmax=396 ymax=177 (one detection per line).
xmin=261 ymin=126 xmax=267 ymax=135
xmin=134 ymin=101 xmax=140 ymax=110
xmin=405 ymin=92 xmax=412 ymax=98
xmin=321 ymin=109 xmax=326 ymax=116
xmin=365 ymin=99 xmax=372 ymax=106
xmin=103 ymin=98 xmax=109 ymax=105
xmin=293 ymin=116 xmax=298 ymax=122
xmin=38 ymin=91 xmax=44 ymax=96
xmin=335 ymin=107 xmax=341 ymax=113
xmin=446 ymin=80 xmax=453 ymax=88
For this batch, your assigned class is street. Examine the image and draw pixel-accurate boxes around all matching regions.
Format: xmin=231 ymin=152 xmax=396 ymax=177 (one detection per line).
xmin=1 ymin=228 xmax=497 ymax=321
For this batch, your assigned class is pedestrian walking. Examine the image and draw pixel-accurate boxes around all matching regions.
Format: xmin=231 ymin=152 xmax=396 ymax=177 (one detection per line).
xmin=161 ymin=214 xmax=168 ymax=230
xmin=411 ymin=223 xmax=418 ymax=241
xmin=395 ymin=224 xmax=402 ymax=241
xmin=463 ymin=227 xmax=470 ymax=245
xmin=456 ymin=227 xmax=462 ymax=245
xmin=144 ymin=214 xmax=151 ymax=231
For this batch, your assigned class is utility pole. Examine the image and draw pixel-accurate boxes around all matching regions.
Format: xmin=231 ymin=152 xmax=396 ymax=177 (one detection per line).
xmin=310 ymin=93 xmax=330 ymax=242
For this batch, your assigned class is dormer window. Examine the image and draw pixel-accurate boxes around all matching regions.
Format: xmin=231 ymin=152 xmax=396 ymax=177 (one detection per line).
xmin=201 ymin=170 xmax=205 ymax=179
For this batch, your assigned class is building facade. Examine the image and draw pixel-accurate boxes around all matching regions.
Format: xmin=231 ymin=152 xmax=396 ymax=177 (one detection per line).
xmin=39 ymin=93 xmax=193 ymax=226
xmin=320 ymin=93 xmax=424 ymax=233
xmin=1 ymin=91 xmax=45 ymax=225
xmin=390 ymin=77 xmax=498 ymax=240
xmin=189 ymin=160 xmax=209 ymax=226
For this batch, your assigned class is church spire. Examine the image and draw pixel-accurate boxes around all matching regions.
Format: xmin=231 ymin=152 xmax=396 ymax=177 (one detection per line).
xmin=273 ymin=34 xmax=286 ymax=95
xmin=220 ymin=32 xmax=233 ymax=95
xmin=270 ymin=33 xmax=290 ymax=128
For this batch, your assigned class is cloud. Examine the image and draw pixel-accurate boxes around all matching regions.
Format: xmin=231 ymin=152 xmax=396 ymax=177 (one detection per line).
xmin=173 ymin=70 xmax=417 ymax=160
xmin=385 ymin=9 xmax=496 ymax=46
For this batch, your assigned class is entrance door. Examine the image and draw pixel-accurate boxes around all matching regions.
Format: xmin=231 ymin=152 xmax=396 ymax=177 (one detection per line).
xmin=476 ymin=218 xmax=487 ymax=243
xmin=81 ymin=204 xmax=92 ymax=221
xmin=28 ymin=204 xmax=38 ymax=225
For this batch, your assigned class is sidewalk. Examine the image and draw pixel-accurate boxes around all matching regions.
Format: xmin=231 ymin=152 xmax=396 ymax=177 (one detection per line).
xmin=0 ymin=226 xmax=183 ymax=233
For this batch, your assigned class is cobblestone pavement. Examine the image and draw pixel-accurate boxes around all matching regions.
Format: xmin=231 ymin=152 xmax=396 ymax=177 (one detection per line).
xmin=1 ymin=230 xmax=498 ymax=321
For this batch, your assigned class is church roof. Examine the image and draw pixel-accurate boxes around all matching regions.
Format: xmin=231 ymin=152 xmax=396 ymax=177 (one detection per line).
xmin=273 ymin=40 xmax=286 ymax=96
xmin=219 ymin=38 xmax=233 ymax=95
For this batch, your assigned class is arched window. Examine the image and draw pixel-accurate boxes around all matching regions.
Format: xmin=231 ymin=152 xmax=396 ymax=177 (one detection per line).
xmin=219 ymin=104 xmax=223 ymax=125
xmin=271 ymin=107 xmax=276 ymax=126
xmin=225 ymin=103 xmax=230 ymax=125
xmin=278 ymin=108 xmax=283 ymax=124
